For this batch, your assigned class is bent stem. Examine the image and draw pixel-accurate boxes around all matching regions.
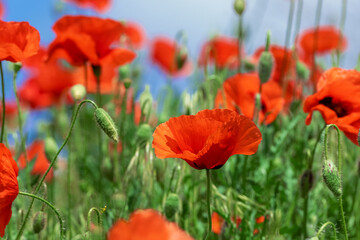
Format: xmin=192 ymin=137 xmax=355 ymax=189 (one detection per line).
xmin=87 ymin=207 xmax=102 ymax=231
xmin=316 ymin=221 xmax=337 ymax=239
xmin=204 ymin=169 xmax=212 ymax=240
xmin=0 ymin=62 xmax=5 ymax=143
xmin=18 ymin=191 xmax=64 ymax=239
xmin=16 ymin=99 xmax=98 ymax=240
xmin=323 ymin=124 xmax=348 ymax=240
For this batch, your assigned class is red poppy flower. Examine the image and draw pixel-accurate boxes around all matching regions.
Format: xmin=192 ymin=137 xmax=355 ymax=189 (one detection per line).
xmin=211 ymin=212 xmax=225 ymax=234
xmin=199 ymin=35 xmax=241 ymax=69
xmin=256 ymin=216 xmax=265 ymax=224
xmin=304 ymin=68 xmax=360 ymax=145
xmin=150 ymin=36 xmax=191 ymax=77
xmin=48 ymin=15 xmax=135 ymax=68
xmin=120 ymin=22 xmax=146 ymax=50
xmin=0 ymin=143 xmax=19 ymax=237
xmin=297 ymin=26 xmax=347 ymax=59
xmin=64 ymin=0 xmax=111 ymax=12
xmin=18 ymin=140 xmax=54 ymax=182
xmin=152 ymin=109 xmax=262 ymax=169
xmin=0 ymin=21 xmax=40 ymax=62
xmin=214 ymin=73 xmax=285 ymax=125
xmin=107 ymin=209 xmax=193 ymax=240
xmin=253 ymin=45 xmax=293 ymax=84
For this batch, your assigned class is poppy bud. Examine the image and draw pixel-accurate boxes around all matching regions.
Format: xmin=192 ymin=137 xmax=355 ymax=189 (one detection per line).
xmin=91 ymin=65 xmax=101 ymax=78
xmin=322 ymin=160 xmax=342 ymax=197
xmin=123 ymin=78 xmax=132 ymax=89
xmin=139 ymin=85 xmax=153 ymax=122
xmin=119 ymin=65 xmax=130 ymax=79
xmin=300 ymin=170 xmax=314 ymax=197
xmin=175 ymin=46 xmax=188 ymax=70
xmin=70 ymin=84 xmax=86 ymax=101
xmin=94 ymin=108 xmax=119 ymax=143
xmin=258 ymin=51 xmax=274 ymax=84
xmin=164 ymin=193 xmax=181 ymax=220
xmin=33 ymin=211 xmax=47 ymax=234
xmin=234 ymin=0 xmax=246 ymax=16
xmin=44 ymin=137 xmax=58 ymax=160
xmin=296 ymin=61 xmax=310 ymax=81
xmin=136 ymin=124 xmax=152 ymax=146
xmin=13 ymin=62 xmax=22 ymax=73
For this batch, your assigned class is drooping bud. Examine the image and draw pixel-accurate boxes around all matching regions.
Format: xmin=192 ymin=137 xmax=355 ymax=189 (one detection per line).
xmin=139 ymin=85 xmax=153 ymax=122
xmin=296 ymin=61 xmax=310 ymax=81
xmin=44 ymin=137 xmax=58 ymax=160
xmin=234 ymin=0 xmax=246 ymax=16
xmin=175 ymin=46 xmax=188 ymax=70
xmin=13 ymin=62 xmax=22 ymax=73
xmin=94 ymin=108 xmax=119 ymax=143
xmin=136 ymin=124 xmax=153 ymax=146
xmin=322 ymin=160 xmax=342 ymax=197
xmin=70 ymin=84 xmax=87 ymax=101
xmin=33 ymin=211 xmax=47 ymax=234
xmin=123 ymin=78 xmax=132 ymax=89
xmin=300 ymin=170 xmax=314 ymax=197
xmin=164 ymin=193 xmax=181 ymax=220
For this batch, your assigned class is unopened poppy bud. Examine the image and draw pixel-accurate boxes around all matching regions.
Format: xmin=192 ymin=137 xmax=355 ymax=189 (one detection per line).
xmin=300 ymin=170 xmax=314 ymax=197
xmin=45 ymin=137 xmax=58 ymax=160
xmin=70 ymin=84 xmax=86 ymax=101
xmin=139 ymin=85 xmax=153 ymax=122
xmin=234 ymin=0 xmax=246 ymax=16
xmin=175 ymin=46 xmax=188 ymax=70
xmin=296 ymin=61 xmax=310 ymax=81
xmin=91 ymin=65 xmax=101 ymax=78
xmin=119 ymin=65 xmax=130 ymax=79
xmin=164 ymin=193 xmax=181 ymax=220
xmin=123 ymin=78 xmax=132 ymax=89
xmin=322 ymin=160 xmax=342 ymax=197
xmin=136 ymin=124 xmax=152 ymax=146
xmin=258 ymin=51 xmax=274 ymax=84
xmin=33 ymin=211 xmax=47 ymax=234
xmin=13 ymin=62 xmax=22 ymax=73
xmin=94 ymin=108 xmax=119 ymax=143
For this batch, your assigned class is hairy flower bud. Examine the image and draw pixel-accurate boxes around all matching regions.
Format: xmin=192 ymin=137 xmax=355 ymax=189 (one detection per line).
xmin=258 ymin=52 xmax=274 ymax=84
xmin=164 ymin=193 xmax=181 ymax=220
xmin=322 ymin=160 xmax=342 ymax=197
xmin=94 ymin=108 xmax=119 ymax=143
xmin=234 ymin=0 xmax=246 ymax=16
xmin=33 ymin=211 xmax=47 ymax=234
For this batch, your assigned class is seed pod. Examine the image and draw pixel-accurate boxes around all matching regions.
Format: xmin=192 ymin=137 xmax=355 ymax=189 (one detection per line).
xmin=33 ymin=211 xmax=47 ymax=234
xmin=234 ymin=0 xmax=246 ymax=16
xmin=300 ymin=170 xmax=314 ymax=197
xmin=296 ymin=61 xmax=310 ymax=81
xmin=13 ymin=62 xmax=22 ymax=73
xmin=164 ymin=193 xmax=181 ymax=220
xmin=94 ymin=108 xmax=119 ymax=143
xmin=70 ymin=84 xmax=86 ymax=101
xmin=44 ymin=136 xmax=58 ymax=160
xmin=322 ymin=159 xmax=342 ymax=197
xmin=258 ymin=51 xmax=274 ymax=84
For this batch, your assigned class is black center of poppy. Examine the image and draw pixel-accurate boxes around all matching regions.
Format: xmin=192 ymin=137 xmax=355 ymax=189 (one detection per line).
xmin=319 ymin=97 xmax=347 ymax=117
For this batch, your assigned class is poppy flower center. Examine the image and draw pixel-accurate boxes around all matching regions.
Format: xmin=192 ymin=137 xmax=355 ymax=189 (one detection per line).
xmin=319 ymin=97 xmax=347 ymax=117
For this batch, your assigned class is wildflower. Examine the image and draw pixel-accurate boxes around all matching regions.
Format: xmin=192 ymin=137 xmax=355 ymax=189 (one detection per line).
xmin=18 ymin=141 xmax=54 ymax=182
xmin=211 ymin=212 xmax=225 ymax=234
xmin=119 ymin=21 xmax=146 ymax=50
xmin=303 ymin=68 xmax=360 ymax=145
xmin=199 ymin=35 xmax=241 ymax=69
xmin=150 ymin=36 xmax=191 ymax=77
xmin=0 ymin=20 xmax=40 ymax=62
xmin=107 ymin=209 xmax=193 ymax=240
xmin=152 ymin=109 xmax=261 ymax=169
xmin=0 ymin=143 xmax=19 ymax=237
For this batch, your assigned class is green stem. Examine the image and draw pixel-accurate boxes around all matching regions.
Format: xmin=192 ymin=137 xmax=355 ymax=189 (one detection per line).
xmin=18 ymin=191 xmax=64 ymax=239
xmin=237 ymin=16 xmax=243 ymax=73
xmin=0 ymin=61 xmax=5 ymax=143
xmin=323 ymin=124 xmax=348 ymax=240
xmin=316 ymin=221 xmax=337 ymax=239
xmin=12 ymin=69 xmax=28 ymax=168
xmin=87 ymin=207 xmax=102 ymax=232
xmin=16 ymin=99 xmax=98 ymax=240
xmin=204 ymin=169 xmax=212 ymax=240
